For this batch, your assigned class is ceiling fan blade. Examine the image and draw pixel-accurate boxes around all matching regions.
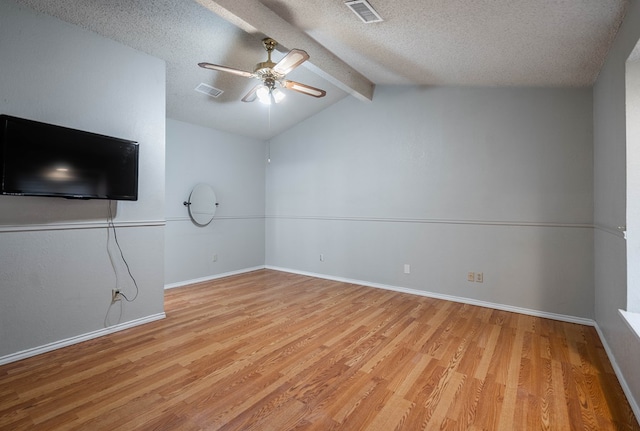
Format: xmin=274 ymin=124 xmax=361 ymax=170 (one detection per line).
xmin=273 ymin=49 xmax=309 ymax=75
xmin=283 ymin=80 xmax=326 ymax=98
xmin=198 ymin=62 xmax=255 ymax=78
xmin=241 ymin=84 xmax=261 ymax=102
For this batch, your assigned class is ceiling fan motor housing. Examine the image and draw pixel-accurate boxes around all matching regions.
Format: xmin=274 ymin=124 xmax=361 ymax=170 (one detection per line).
xmin=255 ymin=61 xmax=277 ymax=73
xmin=255 ymin=38 xmax=280 ymax=82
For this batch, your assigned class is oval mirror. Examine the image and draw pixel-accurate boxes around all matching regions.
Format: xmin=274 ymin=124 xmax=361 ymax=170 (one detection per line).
xmin=185 ymin=183 xmax=218 ymax=226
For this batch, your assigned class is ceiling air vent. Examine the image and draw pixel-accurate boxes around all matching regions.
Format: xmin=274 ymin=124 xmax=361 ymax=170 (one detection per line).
xmin=195 ymin=83 xmax=224 ymax=98
xmin=345 ymin=0 xmax=383 ymax=23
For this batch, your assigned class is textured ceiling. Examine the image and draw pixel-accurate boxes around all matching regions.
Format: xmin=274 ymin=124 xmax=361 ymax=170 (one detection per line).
xmin=13 ymin=0 xmax=349 ymax=140
xmin=11 ymin=0 xmax=630 ymax=139
xmin=259 ymin=0 xmax=629 ymax=87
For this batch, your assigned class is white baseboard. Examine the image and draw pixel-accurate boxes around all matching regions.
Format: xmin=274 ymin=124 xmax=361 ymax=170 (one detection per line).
xmin=0 ymin=312 xmax=166 ymax=366
xmin=594 ymin=323 xmax=640 ymax=424
xmin=164 ymin=266 xmax=266 ymax=290
xmin=265 ymin=265 xmax=595 ymax=326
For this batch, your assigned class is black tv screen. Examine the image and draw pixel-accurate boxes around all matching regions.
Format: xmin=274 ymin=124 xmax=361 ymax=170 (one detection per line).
xmin=0 ymin=115 xmax=138 ymax=201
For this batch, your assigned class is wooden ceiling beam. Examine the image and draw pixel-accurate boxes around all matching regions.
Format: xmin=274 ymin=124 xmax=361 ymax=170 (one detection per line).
xmin=196 ymin=0 xmax=375 ymax=101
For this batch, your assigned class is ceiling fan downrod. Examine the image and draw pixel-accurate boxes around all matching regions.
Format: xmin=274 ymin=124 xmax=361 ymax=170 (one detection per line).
xmin=256 ymin=38 xmax=278 ymax=71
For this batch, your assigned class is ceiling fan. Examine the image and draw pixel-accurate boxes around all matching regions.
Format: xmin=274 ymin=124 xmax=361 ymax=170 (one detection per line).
xmin=198 ymin=38 xmax=326 ymax=105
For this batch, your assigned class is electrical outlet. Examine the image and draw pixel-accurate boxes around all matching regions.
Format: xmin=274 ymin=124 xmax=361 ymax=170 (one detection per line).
xmin=404 ymin=264 xmax=411 ymax=274
xmin=476 ymin=272 xmax=484 ymax=283
xmin=213 ymin=254 xmax=218 ymax=262
xmin=112 ymin=289 xmax=122 ymax=302
xmin=320 ymin=254 xmax=324 ymax=262
xmin=467 ymin=272 xmax=475 ymax=282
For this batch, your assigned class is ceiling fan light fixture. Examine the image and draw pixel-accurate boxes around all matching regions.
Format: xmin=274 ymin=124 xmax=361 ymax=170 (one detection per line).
xmin=256 ymin=85 xmax=285 ymax=105
xmin=272 ymin=88 xmax=286 ymax=104
xmin=256 ymin=85 xmax=271 ymax=104
xmin=345 ymin=0 xmax=383 ymax=23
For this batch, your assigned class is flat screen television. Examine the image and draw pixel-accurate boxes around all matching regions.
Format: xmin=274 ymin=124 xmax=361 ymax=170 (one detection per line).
xmin=0 ymin=114 xmax=139 ymax=201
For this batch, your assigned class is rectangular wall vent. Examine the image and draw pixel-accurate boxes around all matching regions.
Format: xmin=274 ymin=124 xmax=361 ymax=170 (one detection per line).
xmin=345 ymin=0 xmax=383 ymax=23
xmin=195 ymin=83 xmax=224 ymax=98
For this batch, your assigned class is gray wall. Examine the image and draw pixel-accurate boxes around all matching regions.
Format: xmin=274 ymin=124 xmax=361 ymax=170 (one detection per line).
xmin=266 ymin=86 xmax=594 ymax=319
xmin=164 ymin=118 xmax=265 ymax=286
xmin=0 ymin=0 xmax=166 ymax=359
xmin=594 ymin=0 xmax=640 ymax=412
xmin=627 ymin=59 xmax=640 ymax=312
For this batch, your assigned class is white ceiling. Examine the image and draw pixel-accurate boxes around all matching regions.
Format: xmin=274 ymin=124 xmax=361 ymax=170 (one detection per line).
xmin=13 ymin=0 xmax=629 ymax=140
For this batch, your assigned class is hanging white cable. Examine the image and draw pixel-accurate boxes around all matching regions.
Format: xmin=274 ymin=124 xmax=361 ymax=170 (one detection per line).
xmin=107 ymin=200 xmax=139 ymax=302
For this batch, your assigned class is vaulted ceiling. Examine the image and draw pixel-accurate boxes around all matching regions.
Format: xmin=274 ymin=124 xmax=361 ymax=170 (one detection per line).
xmin=14 ymin=0 xmax=629 ymax=139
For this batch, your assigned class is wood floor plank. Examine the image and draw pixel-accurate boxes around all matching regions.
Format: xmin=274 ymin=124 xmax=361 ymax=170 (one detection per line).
xmin=447 ymin=376 xmax=485 ymax=429
xmin=363 ymin=393 xmax=413 ymax=431
xmin=0 ymin=269 xmax=638 ymax=430
xmin=425 ymin=370 xmax=466 ymax=429
xmin=473 ymin=323 xmax=501 ymax=380
xmin=496 ymin=324 xmax=526 ymax=430
xmin=472 ymin=374 xmax=504 ymax=430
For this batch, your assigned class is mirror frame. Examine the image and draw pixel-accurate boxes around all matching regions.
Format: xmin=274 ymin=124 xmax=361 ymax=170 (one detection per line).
xmin=184 ymin=183 xmax=218 ymax=226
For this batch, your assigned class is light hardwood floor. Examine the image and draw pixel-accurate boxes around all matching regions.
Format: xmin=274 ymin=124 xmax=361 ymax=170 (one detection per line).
xmin=1 ymin=269 xmax=638 ymax=430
